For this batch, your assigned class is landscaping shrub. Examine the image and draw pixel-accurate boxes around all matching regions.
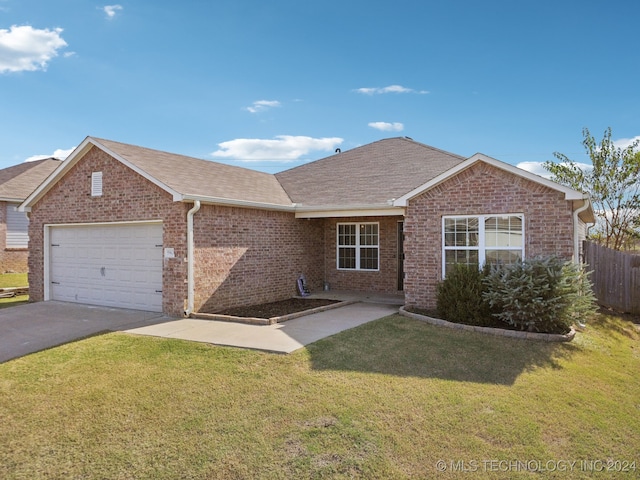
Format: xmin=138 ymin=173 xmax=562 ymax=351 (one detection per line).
xmin=482 ymin=256 xmax=597 ymax=334
xmin=436 ymin=264 xmax=495 ymax=326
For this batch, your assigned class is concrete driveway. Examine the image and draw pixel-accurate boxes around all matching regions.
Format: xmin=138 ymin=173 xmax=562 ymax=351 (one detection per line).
xmin=0 ymin=301 xmax=172 ymax=363
xmin=0 ymin=300 xmax=400 ymax=362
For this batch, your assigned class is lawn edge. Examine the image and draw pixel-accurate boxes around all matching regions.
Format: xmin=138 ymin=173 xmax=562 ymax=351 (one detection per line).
xmin=398 ymin=306 xmax=576 ymax=342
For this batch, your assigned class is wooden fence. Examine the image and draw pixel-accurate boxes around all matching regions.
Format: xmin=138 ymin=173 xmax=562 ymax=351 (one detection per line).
xmin=583 ymin=241 xmax=640 ymax=314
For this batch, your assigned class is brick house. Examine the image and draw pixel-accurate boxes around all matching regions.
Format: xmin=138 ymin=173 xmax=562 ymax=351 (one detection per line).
xmin=20 ymin=136 xmax=594 ymax=316
xmin=0 ymin=159 xmax=61 ymax=273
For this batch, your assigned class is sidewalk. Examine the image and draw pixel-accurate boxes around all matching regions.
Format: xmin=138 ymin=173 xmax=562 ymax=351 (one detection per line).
xmin=125 ymin=301 xmax=400 ymax=353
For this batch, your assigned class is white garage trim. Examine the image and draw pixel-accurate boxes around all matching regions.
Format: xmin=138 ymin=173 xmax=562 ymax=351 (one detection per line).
xmin=45 ymin=221 xmax=163 ymax=311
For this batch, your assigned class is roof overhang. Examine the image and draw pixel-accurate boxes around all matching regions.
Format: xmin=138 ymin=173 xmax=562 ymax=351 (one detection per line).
xmin=294 ymin=204 xmax=404 ymax=218
xmin=181 ymin=194 xmax=295 ymax=212
xmin=393 ymin=153 xmax=587 ymax=207
xmin=0 ymin=197 xmax=24 ymax=203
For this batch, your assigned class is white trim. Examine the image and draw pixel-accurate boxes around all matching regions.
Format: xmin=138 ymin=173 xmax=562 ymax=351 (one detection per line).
xmin=442 ymin=213 xmax=525 ymax=276
xmin=181 ymin=194 xmax=295 ymax=212
xmin=394 ymin=153 xmax=586 ymax=207
xmin=20 ymin=137 xmax=184 ymax=211
xmin=336 ymin=221 xmax=380 ymax=271
xmin=295 ymin=206 xmax=403 ymax=218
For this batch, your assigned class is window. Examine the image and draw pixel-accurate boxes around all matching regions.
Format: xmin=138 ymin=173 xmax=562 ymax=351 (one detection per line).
xmin=6 ymin=203 xmax=28 ymax=248
xmin=337 ymin=222 xmax=379 ymax=270
xmin=443 ymin=214 xmax=523 ymax=276
xmin=91 ymin=171 xmax=103 ymax=197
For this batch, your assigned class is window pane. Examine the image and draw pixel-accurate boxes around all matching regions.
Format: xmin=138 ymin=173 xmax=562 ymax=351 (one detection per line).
xmin=445 ymin=249 xmax=479 ymax=276
xmin=338 ymin=247 xmax=356 ymax=269
xmin=338 ymin=224 xmax=356 ymax=246
xmin=485 ymin=215 xmax=523 ymax=247
xmin=485 ymin=249 xmax=522 ymax=266
xmin=360 ymin=248 xmax=378 ymax=270
xmin=359 ymin=224 xmax=378 ymax=246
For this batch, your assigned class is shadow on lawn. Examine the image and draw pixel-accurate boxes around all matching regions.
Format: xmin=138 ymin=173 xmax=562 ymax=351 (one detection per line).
xmin=306 ymin=315 xmax=581 ymax=386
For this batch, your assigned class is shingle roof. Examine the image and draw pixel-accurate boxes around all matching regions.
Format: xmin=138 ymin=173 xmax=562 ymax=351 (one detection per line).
xmin=0 ymin=158 xmax=61 ymax=201
xmin=275 ymin=137 xmax=465 ymax=207
xmin=92 ymin=138 xmax=294 ymax=207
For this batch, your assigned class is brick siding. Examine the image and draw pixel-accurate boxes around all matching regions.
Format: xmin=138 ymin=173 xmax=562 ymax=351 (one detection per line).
xmin=194 ymin=205 xmax=324 ymax=312
xmin=323 ymin=216 xmax=403 ymax=294
xmin=27 ymin=146 xmax=188 ymax=315
xmin=403 ymin=162 xmax=575 ymax=310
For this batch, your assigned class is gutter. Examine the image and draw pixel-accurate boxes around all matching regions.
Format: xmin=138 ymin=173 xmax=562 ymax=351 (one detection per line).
xmin=573 ymin=194 xmax=592 ymax=264
xmin=184 ymin=200 xmax=201 ymax=317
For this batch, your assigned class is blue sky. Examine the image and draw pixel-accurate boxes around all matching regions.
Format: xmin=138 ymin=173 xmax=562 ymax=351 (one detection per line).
xmin=0 ymin=0 xmax=638 ymax=175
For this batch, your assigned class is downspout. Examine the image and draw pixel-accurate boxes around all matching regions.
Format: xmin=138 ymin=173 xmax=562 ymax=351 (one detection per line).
xmin=184 ymin=200 xmax=201 ymax=317
xmin=573 ymin=194 xmax=591 ymax=264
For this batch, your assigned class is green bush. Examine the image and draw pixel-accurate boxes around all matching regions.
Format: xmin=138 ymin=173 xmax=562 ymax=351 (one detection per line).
xmin=482 ymin=256 xmax=597 ymax=334
xmin=436 ymin=264 xmax=495 ymax=327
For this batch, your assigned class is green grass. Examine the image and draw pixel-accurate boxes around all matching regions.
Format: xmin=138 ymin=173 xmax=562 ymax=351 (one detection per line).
xmin=1 ymin=312 xmax=638 ymax=479
xmin=0 ymin=272 xmax=27 ymax=288
xmin=0 ymin=273 xmax=28 ymax=308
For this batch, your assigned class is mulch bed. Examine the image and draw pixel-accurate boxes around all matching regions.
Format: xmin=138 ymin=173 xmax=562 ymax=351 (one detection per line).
xmin=213 ymin=298 xmax=340 ymax=318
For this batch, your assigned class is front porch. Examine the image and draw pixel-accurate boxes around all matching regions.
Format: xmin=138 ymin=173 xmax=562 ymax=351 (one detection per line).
xmin=304 ymin=289 xmax=405 ymax=306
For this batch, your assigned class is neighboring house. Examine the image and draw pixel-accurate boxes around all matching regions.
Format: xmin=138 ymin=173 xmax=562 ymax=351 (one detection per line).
xmin=0 ymin=159 xmax=61 ymax=273
xmin=20 ymin=136 xmax=594 ymax=316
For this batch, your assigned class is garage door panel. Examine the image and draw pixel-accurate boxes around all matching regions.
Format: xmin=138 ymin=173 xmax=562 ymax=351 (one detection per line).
xmin=50 ymin=223 xmax=163 ymax=312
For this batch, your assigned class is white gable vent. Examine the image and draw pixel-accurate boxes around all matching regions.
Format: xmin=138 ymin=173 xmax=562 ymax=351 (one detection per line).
xmin=91 ymin=171 xmax=103 ymax=197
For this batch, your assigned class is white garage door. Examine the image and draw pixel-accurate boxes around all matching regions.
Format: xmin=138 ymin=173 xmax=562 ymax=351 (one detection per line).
xmin=49 ymin=223 xmax=163 ymax=312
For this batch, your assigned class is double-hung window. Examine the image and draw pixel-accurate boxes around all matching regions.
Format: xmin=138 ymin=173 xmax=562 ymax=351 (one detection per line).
xmin=337 ymin=222 xmax=379 ymax=270
xmin=443 ymin=214 xmax=523 ymax=276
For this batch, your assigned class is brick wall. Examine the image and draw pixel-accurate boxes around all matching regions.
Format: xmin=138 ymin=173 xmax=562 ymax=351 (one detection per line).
xmin=323 ymin=216 xmax=403 ymax=294
xmin=194 ymin=205 xmax=324 ymax=312
xmin=27 ymin=146 xmax=189 ymax=315
xmin=0 ymin=202 xmax=28 ymax=273
xmin=404 ymin=162 xmax=575 ymax=310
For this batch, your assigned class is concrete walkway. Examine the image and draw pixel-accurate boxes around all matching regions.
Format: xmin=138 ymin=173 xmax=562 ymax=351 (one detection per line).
xmin=126 ymin=302 xmax=400 ymax=353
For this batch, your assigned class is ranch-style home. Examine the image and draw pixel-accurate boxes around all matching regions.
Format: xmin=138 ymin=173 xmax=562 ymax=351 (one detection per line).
xmin=20 ymin=136 xmax=594 ymax=317
xmin=0 ymin=158 xmax=61 ymax=273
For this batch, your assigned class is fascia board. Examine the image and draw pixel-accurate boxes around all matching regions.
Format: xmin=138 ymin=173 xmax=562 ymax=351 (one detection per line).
xmin=19 ymin=137 xmax=184 ymax=211
xmin=393 ymin=153 xmax=586 ymax=206
xmin=19 ymin=137 xmax=94 ymax=211
xmin=181 ymin=194 xmax=296 ymax=212
xmin=294 ymin=205 xmax=404 ymax=218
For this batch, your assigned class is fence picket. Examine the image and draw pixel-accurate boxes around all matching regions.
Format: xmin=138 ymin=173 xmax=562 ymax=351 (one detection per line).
xmin=583 ymin=241 xmax=640 ymax=314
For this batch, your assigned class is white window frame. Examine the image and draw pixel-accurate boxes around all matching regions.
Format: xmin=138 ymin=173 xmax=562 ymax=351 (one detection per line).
xmin=442 ymin=214 xmax=525 ymax=276
xmin=336 ymin=222 xmax=380 ymax=271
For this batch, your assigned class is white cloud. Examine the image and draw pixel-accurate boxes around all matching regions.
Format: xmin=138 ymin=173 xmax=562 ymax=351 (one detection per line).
xmin=25 ymin=147 xmax=75 ymax=162
xmin=354 ymin=84 xmax=429 ymax=95
xmin=245 ymin=100 xmax=281 ymax=114
xmin=516 ymin=161 xmax=551 ymax=178
xmin=103 ymin=5 xmax=123 ymax=19
xmin=517 ymin=160 xmax=593 ymax=178
xmin=0 ymin=25 xmax=68 ymax=73
xmin=613 ymin=135 xmax=640 ymax=150
xmin=368 ymin=121 xmax=404 ymax=132
xmin=211 ymin=135 xmax=343 ymax=162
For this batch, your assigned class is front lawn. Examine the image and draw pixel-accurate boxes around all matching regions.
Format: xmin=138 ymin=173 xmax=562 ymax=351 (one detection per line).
xmin=1 ymin=312 xmax=638 ymax=479
xmin=0 ymin=273 xmax=28 ymax=309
